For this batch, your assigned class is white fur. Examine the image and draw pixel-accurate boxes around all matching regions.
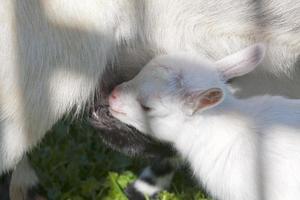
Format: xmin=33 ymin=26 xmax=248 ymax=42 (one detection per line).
xmin=110 ymin=46 xmax=300 ymax=200
xmin=0 ymin=0 xmax=299 ymax=194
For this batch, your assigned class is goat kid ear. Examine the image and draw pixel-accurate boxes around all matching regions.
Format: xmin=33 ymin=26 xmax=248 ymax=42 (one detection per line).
xmin=216 ymin=43 xmax=266 ymax=81
xmin=184 ymin=88 xmax=224 ymax=115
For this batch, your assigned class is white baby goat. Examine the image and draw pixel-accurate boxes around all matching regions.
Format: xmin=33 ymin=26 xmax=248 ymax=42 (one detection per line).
xmin=109 ymin=44 xmax=300 ymax=200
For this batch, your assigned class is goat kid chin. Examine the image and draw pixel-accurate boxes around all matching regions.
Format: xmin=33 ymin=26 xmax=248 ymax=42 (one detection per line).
xmin=109 ymin=44 xmax=300 ymax=200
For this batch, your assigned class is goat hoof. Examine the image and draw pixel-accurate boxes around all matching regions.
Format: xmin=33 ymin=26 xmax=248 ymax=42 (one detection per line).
xmin=9 ymin=183 xmax=47 ymax=200
xmin=0 ymin=173 xmax=11 ymax=200
xmin=26 ymin=185 xmax=47 ymax=200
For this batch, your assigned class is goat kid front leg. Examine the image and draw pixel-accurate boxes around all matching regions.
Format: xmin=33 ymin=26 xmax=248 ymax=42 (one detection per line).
xmin=126 ymin=158 xmax=178 ymax=200
xmin=9 ymin=156 xmax=46 ymax=200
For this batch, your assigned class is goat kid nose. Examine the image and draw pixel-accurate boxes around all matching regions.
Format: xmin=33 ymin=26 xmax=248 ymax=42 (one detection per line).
xmin=108 ymin=86 xmax=126 ymax=115
xmin=109 ymin=86 xmax=122 ymax=108
xmin=110 ymin=86 xmax=120 ymax=100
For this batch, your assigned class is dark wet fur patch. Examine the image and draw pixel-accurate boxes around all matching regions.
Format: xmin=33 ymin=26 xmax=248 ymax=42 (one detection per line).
xmin=150 ymin=159 xmax=175 ymax=176
xmin=89 ymin=65 xmax=175 ymax=158
xmin=140 ymin=176 xmax=156 ymax=186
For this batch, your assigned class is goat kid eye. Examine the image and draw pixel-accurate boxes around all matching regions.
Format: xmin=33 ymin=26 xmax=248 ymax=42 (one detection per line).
xmin=140 ymin=104 xmax=152 ymax=112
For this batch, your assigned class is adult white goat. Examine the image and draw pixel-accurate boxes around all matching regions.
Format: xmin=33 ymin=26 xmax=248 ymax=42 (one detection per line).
xmin=0 ymin=0 xmax=299 ymax=199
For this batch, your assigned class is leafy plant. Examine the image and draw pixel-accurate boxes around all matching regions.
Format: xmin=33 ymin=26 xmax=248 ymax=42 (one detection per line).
xmin=30 ymin=118 xmax=210 ymax=200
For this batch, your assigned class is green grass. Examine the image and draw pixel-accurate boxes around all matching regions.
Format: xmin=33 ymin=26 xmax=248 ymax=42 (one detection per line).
xmin=30 ymin=118 xmax=210 ymax=200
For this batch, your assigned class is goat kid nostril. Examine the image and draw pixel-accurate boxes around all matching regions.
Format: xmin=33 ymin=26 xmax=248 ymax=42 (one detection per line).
xmin=111 ymin=86 xmax=121 ymax=99
xmin=109 ymin=86 xmax=127 ymax=114
xmin=109 ymin=91 xmax=121 ymax=109
xmin=111 ymin=94 xmax=117 ymax=99
xmin=108 ymin=94 xmax=117 ymax=106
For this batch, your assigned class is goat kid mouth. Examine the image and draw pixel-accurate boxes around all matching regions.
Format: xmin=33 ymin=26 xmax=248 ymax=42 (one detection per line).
xmin=109 ymin=107 xmax=127 ymax=116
